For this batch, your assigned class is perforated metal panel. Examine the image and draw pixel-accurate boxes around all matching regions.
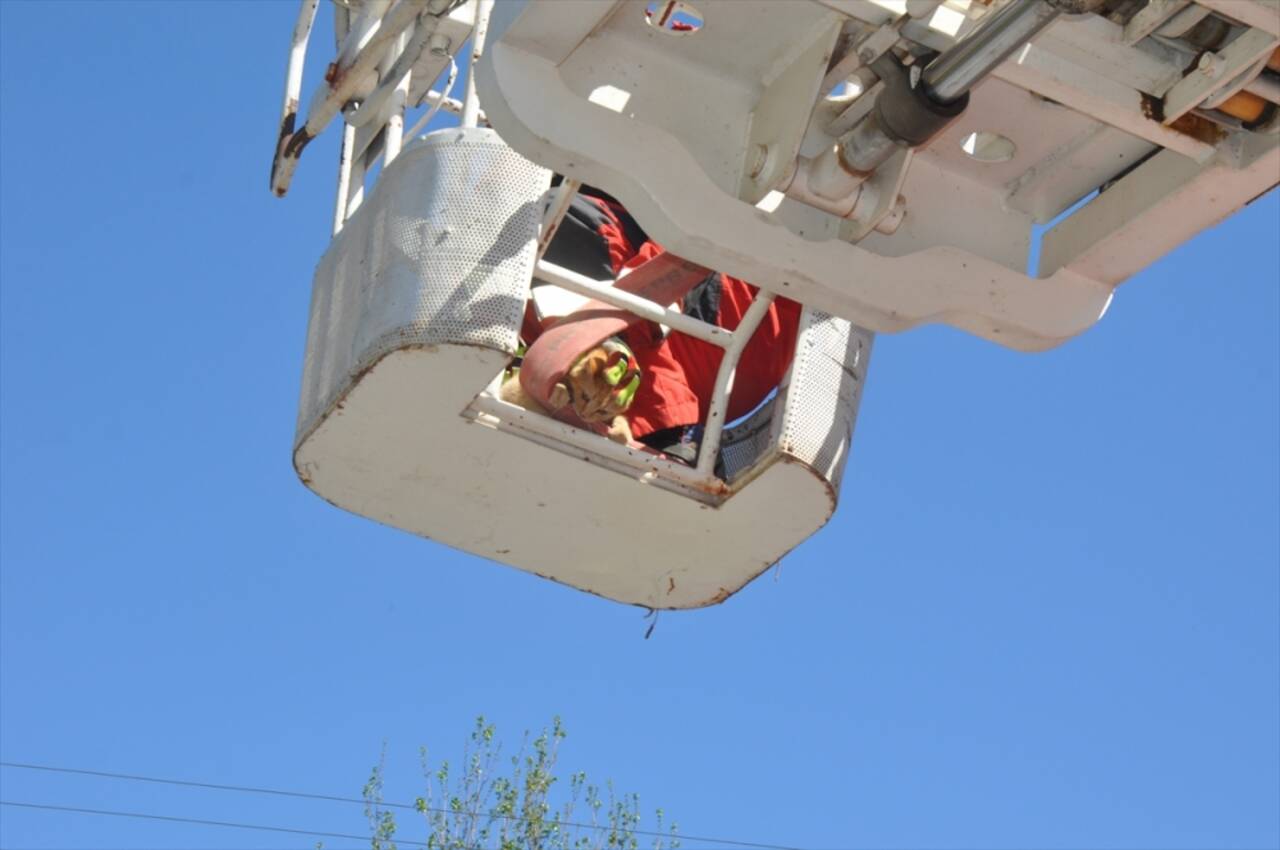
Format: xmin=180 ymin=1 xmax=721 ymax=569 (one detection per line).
xmin=715 ymin=310 xmax=870 ymax=497
xmin=296 ymin=128 xmax=550 ymax=442
xmin=775 ymin=311 xmax=872 ymax=495
xmin=719 ymin=395 xmax=778 ymax=485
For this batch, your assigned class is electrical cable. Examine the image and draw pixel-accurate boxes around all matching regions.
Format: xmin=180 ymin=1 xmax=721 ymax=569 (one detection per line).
xmin=1 ymin=799 xmax=763 ymax=850
xmin=0 ymin=762 xmax=807 ymax=850
xmin=0 ymin=800 xmax=435 ymax=848
xmin=406 ymin=55 xmax=459 ymax=138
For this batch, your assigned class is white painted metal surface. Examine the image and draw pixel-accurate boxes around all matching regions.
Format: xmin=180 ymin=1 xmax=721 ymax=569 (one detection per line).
xmin=475 ymin=0 xmax=1279 ymax=351
xmin=273 ymin=0 xmax=1279 ymax=607
xmin=534 ymin=260 xmax=732 ymax=347
xmin=294 ymin=129 xmax=873 ymax=608
xmin=272 ymin=0 xmax=476 ymax=203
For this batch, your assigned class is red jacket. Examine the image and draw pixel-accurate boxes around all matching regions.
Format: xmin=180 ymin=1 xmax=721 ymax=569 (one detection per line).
xmin=536 ymin=190 xmax=801 ymax=439
xmin=616 ymin=242 xmax=801 ymax=439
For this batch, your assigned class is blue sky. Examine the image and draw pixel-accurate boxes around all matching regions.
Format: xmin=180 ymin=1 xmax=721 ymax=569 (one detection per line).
xmin=1 ymin=2 xmax=1277 ymax=849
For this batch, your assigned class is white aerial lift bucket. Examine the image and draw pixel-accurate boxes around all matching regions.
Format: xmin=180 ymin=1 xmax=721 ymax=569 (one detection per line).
xmin=273 ymin=0 xmax=1277 ymax=609
xmin=293 ymin=128 xmax=871 ymax=609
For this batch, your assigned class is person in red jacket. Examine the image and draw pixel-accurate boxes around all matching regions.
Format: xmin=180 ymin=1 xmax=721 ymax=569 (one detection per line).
xmin=534 ymin=184 xmax=802 ymax=468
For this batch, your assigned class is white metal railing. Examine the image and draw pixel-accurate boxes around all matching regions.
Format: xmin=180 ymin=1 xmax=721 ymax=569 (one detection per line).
xmin=534 ymin=261 xmax=732 ymax=348
xmin=460 ymin=0 xmax=494 ymax=128
xmin=519 ymin=251 xmax=776 ymax=486
xmin=696 ymin=291 xmax=775 ymax=476
xmin=276 ymin=0 xmax=320 ymax=147
xmin=272 ymin=0 xmax=483 ymax=235
xmin=467 ymin=394 xmax=727 ymax=504
xmin=276 ymin=0 xmax=778 ymax=493
xmin=272 ymin=0 xmax=426 ymax=196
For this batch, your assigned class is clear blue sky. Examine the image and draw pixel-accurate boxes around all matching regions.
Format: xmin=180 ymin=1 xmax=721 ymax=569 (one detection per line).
xmin=1 ymin=2 xmax=1277 ymax=849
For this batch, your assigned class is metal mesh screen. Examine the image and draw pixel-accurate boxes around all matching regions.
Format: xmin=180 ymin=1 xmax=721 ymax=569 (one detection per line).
xmin=719 ymin=395 xmax=779 ymax=485
xmin=296 ymin=128 xmax=550 ymax=442
xmin=717 ymin=310 xmax=871 ymax=496
xmin=777 ymin=311 xmax=873 ymax=495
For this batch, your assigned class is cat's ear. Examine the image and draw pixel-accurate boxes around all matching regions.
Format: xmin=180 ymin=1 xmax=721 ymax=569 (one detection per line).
xmin=548 ymin=382 xmax=571 ymax=410
xmin=584 ymin=348 xmax=608 ymax=373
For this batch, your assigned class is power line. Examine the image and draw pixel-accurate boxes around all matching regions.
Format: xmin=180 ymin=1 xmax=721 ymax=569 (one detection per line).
xmin=0 ymin=761 xmax=805 ymax=850
xmin=0 ymin=800 xmax=435 ymax=848
xmin=1 ymin=799 xmax=757 ymax=850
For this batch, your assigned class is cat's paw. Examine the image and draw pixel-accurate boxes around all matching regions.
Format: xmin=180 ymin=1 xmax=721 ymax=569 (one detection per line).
xmin=548 ymin=382 xmax=571 ymax=410
xmin=606 ymin=415 xmax=634 ymax=445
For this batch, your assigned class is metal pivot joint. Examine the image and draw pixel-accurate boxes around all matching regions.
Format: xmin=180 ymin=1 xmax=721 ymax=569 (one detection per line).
xmin=841 ymin=0 xmax=1075 ymax=175
xmin=841 ymin=55 xmax=970 ymax=172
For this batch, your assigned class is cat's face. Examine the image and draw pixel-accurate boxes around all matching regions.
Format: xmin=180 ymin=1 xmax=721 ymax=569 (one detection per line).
xmin=562 ymin=346 xmax=638 ymax=424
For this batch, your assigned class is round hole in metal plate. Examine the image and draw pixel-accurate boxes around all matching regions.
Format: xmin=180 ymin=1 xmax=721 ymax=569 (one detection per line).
xmin=961 ymin=131 xmax=1016 ymax=163
xmin=645 ymin=0 xmax=703 ymax=34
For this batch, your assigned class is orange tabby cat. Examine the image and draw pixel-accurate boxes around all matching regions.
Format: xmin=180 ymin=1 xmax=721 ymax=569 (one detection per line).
xmin=500 ymin=345 xmax=635 ymax=444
